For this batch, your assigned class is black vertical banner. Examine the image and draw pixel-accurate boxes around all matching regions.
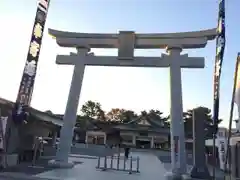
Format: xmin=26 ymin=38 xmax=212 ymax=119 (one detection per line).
xmin=213 ymin=0 xmax=226 ymax=133
xmin=12 ymin=0 xmax=50 ymax=124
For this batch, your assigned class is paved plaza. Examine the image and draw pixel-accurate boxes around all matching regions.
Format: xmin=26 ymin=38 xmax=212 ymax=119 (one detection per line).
xmin=35 ymin=152 xmax=166 ymax=180
xmin=0 ymin=146 xmax=227 ymax=180
xmin=0 ymin=151 xmax=167 ymax=180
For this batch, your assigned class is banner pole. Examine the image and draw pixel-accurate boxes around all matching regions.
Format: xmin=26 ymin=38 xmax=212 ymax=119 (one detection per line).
xmin=6 ymin=0 xmax=51 ymax=154
xmin=224 ymin=53 xmax=240 ymax=179
xmin=12 ymin=0 xmax=51 ymax=123
xmin=212 ymin=0 xmax=226 ymax=178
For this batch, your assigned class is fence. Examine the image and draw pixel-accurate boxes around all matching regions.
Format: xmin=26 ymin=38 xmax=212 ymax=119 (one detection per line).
xmin=96 ymin=155 xmax=140 ymax=174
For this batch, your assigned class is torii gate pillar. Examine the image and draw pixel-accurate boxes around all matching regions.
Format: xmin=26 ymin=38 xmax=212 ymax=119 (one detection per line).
xmin=48 ymin=48 xmax=88 ymax=168
xmin=167 ymin=47 xmax=187 ymax=175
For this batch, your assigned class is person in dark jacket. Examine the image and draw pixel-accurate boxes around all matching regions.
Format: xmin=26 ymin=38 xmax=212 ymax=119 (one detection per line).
xmin=124 ymin=147 xmax=130 ymax=159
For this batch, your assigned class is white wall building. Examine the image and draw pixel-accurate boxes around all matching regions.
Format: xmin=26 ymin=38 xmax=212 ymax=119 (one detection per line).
xmin=205 ymin=126 xmax=240 ymax=171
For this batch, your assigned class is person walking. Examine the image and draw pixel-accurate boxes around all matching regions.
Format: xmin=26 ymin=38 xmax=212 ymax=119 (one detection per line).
xmin=124 ymin=147 xmax=130 ymax=159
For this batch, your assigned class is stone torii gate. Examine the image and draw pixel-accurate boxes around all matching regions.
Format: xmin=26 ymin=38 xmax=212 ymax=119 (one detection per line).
xmin=48 ymin=29 xmax=216 ymax=175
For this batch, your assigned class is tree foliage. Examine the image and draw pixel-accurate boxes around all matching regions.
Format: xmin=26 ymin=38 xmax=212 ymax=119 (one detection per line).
xmin=79 ymin=101 xmax=222 ymax=140
xmin=183 ymin=106 xmax=222 ymax=139
xmin=106 ymin=108 xmax=124 ymax=121
xmin=106 ymin=108 xmax=138 ymax=123
xmin=139 ymin=109 xmax=169 ymax=127
xmin=120 ymin=110 xmax=138 ymax=123
xmin=80 ymin=100 xmax=106 ymax=120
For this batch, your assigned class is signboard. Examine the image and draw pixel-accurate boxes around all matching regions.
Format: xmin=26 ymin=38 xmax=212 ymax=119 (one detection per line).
xmin=12 ymin=0 xmax=50 ymax=124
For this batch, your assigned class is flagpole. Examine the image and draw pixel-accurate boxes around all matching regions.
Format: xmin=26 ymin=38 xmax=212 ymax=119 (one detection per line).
xmin=12 ymin=0 xmax=51 ymax=123
xmin=212 ymin=0 xmax=226 ymax=179
xmin=6 ymin=0 xmax=51 ymax=154
xmin=224 ymin=53 xmax=240 ymax=179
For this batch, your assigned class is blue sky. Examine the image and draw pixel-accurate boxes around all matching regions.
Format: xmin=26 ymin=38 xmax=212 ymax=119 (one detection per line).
xmin=0 ymin=0 xmax=240 ymax=127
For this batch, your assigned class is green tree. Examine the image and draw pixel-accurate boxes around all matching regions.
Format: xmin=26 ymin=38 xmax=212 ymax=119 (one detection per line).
xmin=140 ymin=110 xmax=148 ymax=117
xmin=75 ymin=116 xmax=89 ymax=128
xmin=139 ymin=109 xmax=168 ymax=127
xmin=106 ymin=109 xmax=138 ymax=123
xmin=164 ymin=115 xmax=171 ymax=128
xmin=80 ymin=100 xmax=105 ymax=120
xmin=106 ymin=108 xmax=125 ymax=121
xmin=148 ymin=109 xmax=168 ymax=126
xmin=183 ymin=106 xmax=222 ymax=139
xmin=97 ymin=109 xmax=106 ymax=121
xmin=120 ymin=110 xmax=138 ymax=123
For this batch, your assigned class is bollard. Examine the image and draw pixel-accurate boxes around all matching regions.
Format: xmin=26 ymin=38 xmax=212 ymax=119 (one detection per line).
xmin=123 ymin=156 xmax=126 ymax=170
xmin=97 ymin=156 xmax=100 ymax=168
xmin=110 ymin=155 xmax=113 ymax=169
xmin=129 ymin=156 xmax=133 ymax=174
xmin=136 ymin=157 xmax=139 ymax=173
xmin=103 ymin=156 xmax=107 ymax=171
xmin=117 ymin=154 xmax=120 ymax=170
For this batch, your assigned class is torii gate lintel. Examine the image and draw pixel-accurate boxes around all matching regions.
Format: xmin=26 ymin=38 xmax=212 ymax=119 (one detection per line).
xmin=55 ymin=53 xmax=205 ymax=68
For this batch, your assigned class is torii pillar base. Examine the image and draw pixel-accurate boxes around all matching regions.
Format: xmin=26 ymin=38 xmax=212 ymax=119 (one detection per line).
xmin=190 ymin=166 xmax=210 ymax=179
xmin=165 ymin=171 xmax=191 ymax=180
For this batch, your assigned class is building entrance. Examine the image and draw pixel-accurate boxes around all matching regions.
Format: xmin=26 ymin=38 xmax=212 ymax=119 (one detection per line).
xmin=136 ymin=136 xmax=151 ymax=148
xmin=136 ymin=140 xmax=150 ymax=149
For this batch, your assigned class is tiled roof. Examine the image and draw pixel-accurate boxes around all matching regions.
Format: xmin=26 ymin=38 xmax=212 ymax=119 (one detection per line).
xmin=116 ymin=115 xmax=170 ymax=134
xmin=0 ymin=97 xmax=169 ymax=133
xmin=127 ymin=115 xmax=167 ymax=128
xmin=0 ymin=97 xmax=63 ymax=127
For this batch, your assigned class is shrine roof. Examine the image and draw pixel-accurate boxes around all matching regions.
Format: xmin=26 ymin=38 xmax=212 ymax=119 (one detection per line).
xmin=0 ymin=97 xmax=169 ymax=134
xmin=0 ymin=97 xmax=63 ymax=127
xmin=114 ymin=124 xmax=169 ymax=134
xmin=127 ymin=115 xmax=166 ymax=126
xmin=114 ymin=117 xmax=170 ymax=134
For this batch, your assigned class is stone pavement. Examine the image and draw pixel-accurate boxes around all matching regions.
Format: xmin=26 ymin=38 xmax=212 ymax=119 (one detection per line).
xmin=33 ymin=152 xmax=167 ymax=180
xmin=157 ymin=150 xmax=227 ymax=180
xmin=0 ymin=148 xmax=229 ymax=180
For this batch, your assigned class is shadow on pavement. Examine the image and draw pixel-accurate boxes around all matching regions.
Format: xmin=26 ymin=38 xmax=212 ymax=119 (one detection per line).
xmin=155 ymin=150 xmax=228 ymax=180
xmin=0 ymin=158 xmax=82 ymax=176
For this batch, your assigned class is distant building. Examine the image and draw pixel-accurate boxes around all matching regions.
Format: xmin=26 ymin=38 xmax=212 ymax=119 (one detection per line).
xmin=0 ymin=97 xmax=62 ymax=153
xmin=205 ymin=127 xmax=239 ymax=147
xmin=74 ymin=115 xmax=170 ymax=149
